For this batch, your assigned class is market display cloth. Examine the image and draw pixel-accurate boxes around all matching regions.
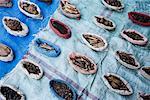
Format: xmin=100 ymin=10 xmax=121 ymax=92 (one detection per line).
xmin=0 ymin=0 xmax=59 ymax=78
xmin=0 ymin=0 xmax=150 ymax=100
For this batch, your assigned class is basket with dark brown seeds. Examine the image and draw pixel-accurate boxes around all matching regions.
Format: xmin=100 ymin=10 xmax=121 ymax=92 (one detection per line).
xmin=21 ymin=60 xmax=43 ymax=79
xmin=101 ymin=0 xmax=124 ymax=11
xmin=115 ymin=51 xmax=140 ymax=69
xmin=60 ymin=0 xmax=81 ymax=19
xmin=93 ymin=16 xmax=116 ymax=30
xmin=50 ymin=18 xmax=71 ymax=39
xmin=18 ymin=0 xmax=42 ymax=19
xmin=128 ymin=12 xmax=150 ymax=26
xmin=123 ymin=31 xmax=144 ymax=40
xmin=121 ymin=29 xmax=148 ymax=46
xmin=5 ymin=19 xmax=22 ymax=31
xmin=82 ymin=33 xmax=108 ymax=51
xmin=102 ymin=73 xmax=133 ymax=95
xmin=20 ymin=2 xmax=39 ymax=15
xmin=2 ymin=17 xmax=29 ymax=37
xmin=105 ymin=0 xmax=122 ymax=7
xmin=49 ymin=79 xmax=77 ymax=100
xmin=0 ymin=84 xmax=25 ymax=100
xmin=68 ymin=52 xmax=97 ymax=74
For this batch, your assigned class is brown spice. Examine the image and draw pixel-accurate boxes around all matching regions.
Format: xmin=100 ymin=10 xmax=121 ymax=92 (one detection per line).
xmin=0 ymin=86 xmax=22 ymax=100
xmin=4 ymin=19 xmax=22 ymax=31
xmin=132 ymin=13 xmax=150 ymax=23
xmin=142 ymin=67 xmax=150 ymax=75
xmin=116 ymin=51 xmax=138 ymax=67
xmin=50 ymin=81 xmax=74 ymax=100
xmin=104 ymin=0 xmax=122 ymax=7
xmin=20 ymin=2 xmax=39 ymax=15
xmin=70 ymin=56 xmax=95 ymax=71
xmin=96 ymin=16 xmax=113 ymax=27
xmin=83 ymin=34 xmax=105 ymax=48
xmin=23 ymin=61 xmax=41 ymax=75
xmin=104 ymin=75 xmax=130 ymax=91
xmin=123 ymin=31 xmax=144 ymax=40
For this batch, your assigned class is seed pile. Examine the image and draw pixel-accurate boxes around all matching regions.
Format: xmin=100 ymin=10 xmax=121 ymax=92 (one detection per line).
xmin=131 ymin=13 xmax=150 ymax=23
xmin=20 ymin=2 xmax=38 ymax=15
xmin=104 ymin=75 xmax=129 ymax=91
xmin=70 ymin=56 xmax=95 ymax=71
xmin=0 ymin=86 xmax=22 ymax=100
xmin=96 ymin=17 xmax=113 ymax=27
xmin=50 ymin=81 xmax=74 ymax=100
xmin=104 ymin=0 xmax=122 ymax=7
xmin=123 ymin=31 xmax=144 ymax=40
xmin=83 ymin=34 xmax=105 ymax=48
xmin=23 ymin=61 xmax=41 ymax=75
xmin=62 ymin=1 xmax=79 ymax=14
xmin=52 ymin=21 xmax=68 ymax=34
xmin=4 ymin=19 xmax=22 ymax=31
xmin=116 ymin=51 xmax=138 ymax=67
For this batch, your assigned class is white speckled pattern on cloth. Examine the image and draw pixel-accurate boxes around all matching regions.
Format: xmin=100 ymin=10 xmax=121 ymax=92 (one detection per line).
xmin=0 ymin=0 xmax=150 ymax=100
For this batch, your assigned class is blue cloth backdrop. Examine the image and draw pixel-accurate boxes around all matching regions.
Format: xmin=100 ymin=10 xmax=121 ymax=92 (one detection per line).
xmin=0 ymin=0 xmax=59 ymax=78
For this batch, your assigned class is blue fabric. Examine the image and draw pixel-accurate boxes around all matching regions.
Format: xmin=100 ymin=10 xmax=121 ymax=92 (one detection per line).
xmin=0 ymin=0 xmax=59 ymax=78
